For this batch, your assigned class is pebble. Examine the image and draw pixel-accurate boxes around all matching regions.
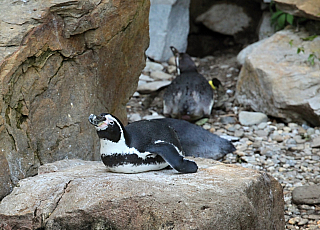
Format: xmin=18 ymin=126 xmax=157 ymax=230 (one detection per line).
xmin=238 ymin=111 xmax=268 ymax=126
xmin=136 ymin=80 xmax=171 ymax=94
xmin=143 ymin=61 xmax=164 ymax=72
xmin=150 ymin=71 xmax=173 ymax=80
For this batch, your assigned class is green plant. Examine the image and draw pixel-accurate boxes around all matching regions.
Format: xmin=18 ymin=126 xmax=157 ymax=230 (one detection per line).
xmin=296 ymin=46 xmax=319 ymax=66
xmin=270 ymin=1 xmax=307 ymax=31
xmin=308 ymin=52 xmax=318 ymax=66
xmin=271 ymin=10 xmax=294 ymax=31
xmin=301 ymin=35 xmax=318 ymax=41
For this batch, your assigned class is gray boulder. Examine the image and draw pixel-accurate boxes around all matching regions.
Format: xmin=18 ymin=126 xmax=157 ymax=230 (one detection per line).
xmin=236 ymin=29 xmax=320 ymax=126
xmin=195 ymin=0 xmax=261 ymax=44
xmin=146 ymin=0 xmax=190 ymax=62
xmin=0 ymin=159 xmax=285 ymax=230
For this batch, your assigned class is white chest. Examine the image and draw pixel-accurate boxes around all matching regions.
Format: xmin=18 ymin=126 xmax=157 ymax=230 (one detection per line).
xmin=99 ymin=139 xmax=169 ymax=173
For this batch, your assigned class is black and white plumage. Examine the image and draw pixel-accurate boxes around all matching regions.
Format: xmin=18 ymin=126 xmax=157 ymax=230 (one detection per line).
xmin=88 ymin=113 xmax=198 ymax=174
xmin=163 ymin=46 xmax=214 ymax=121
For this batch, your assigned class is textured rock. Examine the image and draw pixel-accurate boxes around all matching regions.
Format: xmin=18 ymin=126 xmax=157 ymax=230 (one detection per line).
xmin=146 ymin=0 xmax=190 ymax=62
xmin=275 ymin=0 xmax=320 ymax=21
xmin=195 ymin=0 xmax=261 ymax=44
xmin=292 ymin=185 xmax=320 ymax=205
xmin=0 ymin=0 xmax=149 ymax=199
xmin=0 ymin=159 xmax=285 ymax=230
xmin=236 ymin=29 xmax=320 ymax=126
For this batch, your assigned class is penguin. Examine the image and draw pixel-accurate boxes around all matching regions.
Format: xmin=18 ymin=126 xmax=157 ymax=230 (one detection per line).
xmin=88 ymin=113 xmax=198 ymax=174
xmin=153 ymin=118 xmax=236 ymax=159
xmin=163 ymin=46 xmax=214 ymax=121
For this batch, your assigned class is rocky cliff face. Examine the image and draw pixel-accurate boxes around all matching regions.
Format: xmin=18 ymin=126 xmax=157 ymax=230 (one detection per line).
xmin=0 ymin=0 xmax=150 ymax=199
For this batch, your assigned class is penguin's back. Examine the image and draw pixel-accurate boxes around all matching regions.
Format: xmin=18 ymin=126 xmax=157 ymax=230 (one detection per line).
xmin=163 ymin=72 xmax=214 ymax=120
xmin=125 ymin=120 xmax=183 ymax=153
xmin=154 ymin=118 xmax=236 ymax=160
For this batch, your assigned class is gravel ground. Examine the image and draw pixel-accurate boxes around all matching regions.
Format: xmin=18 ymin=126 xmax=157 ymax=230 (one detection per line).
xmin=126 ymin=48 xmax=320 ymax=230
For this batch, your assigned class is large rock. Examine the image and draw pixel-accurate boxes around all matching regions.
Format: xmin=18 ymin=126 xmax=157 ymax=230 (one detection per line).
xmin=236 ymin=29 xmax=320 ymax=126
xmin=275 ymin=0 xmax=320 ymax=21
xmin=146 ymin=0 xmax=190 ymax=62
xmin=195 ymin=0 xmax=261 ymax=44
xmin=0 ymin=158 xmax=285 ymax=229
xmin=0 ymin=0 xmax=149 ymax=199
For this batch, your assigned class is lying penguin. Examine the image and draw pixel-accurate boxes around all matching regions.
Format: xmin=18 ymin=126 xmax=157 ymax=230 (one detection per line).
xmin=88 ymin=113 xmax=198 ymax=174
xmin=89 ymin=113 xmax=236 ymax=174
xmin=163 ymin=46 xmax=214 ymax=121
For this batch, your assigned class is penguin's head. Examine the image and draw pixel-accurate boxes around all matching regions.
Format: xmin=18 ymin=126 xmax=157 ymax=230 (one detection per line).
xmin=170 ymin=46 xmax=197 ymax=74
xmin=88 ymin=113 xmax=125 ymax=142
xmin=208 ymin=78 xmax=222 ymax=90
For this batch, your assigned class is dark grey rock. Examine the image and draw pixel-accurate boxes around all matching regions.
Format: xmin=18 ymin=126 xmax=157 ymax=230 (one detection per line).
xmin=292 ymin=185 xmax=320 ymax=205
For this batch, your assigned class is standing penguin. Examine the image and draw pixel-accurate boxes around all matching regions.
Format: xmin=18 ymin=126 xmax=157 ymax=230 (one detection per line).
xmin=88 ymin=113 xmax=198 ymax=174
xmin=163 ymin=46 xmax=214 ymax=121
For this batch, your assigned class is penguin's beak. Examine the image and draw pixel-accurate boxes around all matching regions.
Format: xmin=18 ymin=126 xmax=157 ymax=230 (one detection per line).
xmin=88 ymin=114 xmax=106 ymax=126
xmin=208 ymin=80 xmax=216 ymax=90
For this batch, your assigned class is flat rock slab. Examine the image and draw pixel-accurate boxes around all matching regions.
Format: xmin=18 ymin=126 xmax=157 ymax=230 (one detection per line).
xmin=0 ymin=159 xmax=285 ymax=230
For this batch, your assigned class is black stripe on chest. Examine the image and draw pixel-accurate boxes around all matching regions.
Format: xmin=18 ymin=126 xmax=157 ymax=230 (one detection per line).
xmin=101 ymin=153 xmax=166 ymax=167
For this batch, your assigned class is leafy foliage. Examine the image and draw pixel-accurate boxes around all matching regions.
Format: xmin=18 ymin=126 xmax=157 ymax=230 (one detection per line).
xmin=270 ymin=1 xmax=307 ymax=31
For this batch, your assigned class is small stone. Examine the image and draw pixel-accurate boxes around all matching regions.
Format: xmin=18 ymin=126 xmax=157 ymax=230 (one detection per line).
xmin=137 ymin=80 xmax=171 ymax=94
xmin=257 ymin=122 xmax=268 ymax=129
xmin=129 ymin=113 xmax=141 ymax=122
xmin=219 ymin=116 xmax=237 ymax=124
xmin=132 ymin=92 xmax=140 ymax=97
xmin=293 ymin=136 xmax=306 ymax=144
xmin=307 ymin=128 xmax=315 ymax=135
xmin=239 ymin=111 xmax=268 ymax=126
xmin=283 ymin=127 xmax=291 ymax=132
xmin=150 ymin=71 xmax=173 ymax=80
xmin=272 ymin=134 xmax=284 ymax=142
xmin=220 ymin=65 xmax=229 ymax=69
xmin=143 ymin=61 xmax=164 ymax=72
xmin=168 ymin=56 xmax=175 ymax=66
xmin=288 ymin=217 xmax=298 ymax=224
xmin=167 ymin=65 xmax=177 ymax=74
xmin=255 ymin=130 xmax=269 ymax=137
xmin=292 ymin=185 xmax=320 ymax=205
xmin=234 ymin=129 xmax=244 ymax=137
xmin=311 ymin=136 xmax=320 ymax=148
xmin=297 ymin=218 xmax=308 ymax=225
xmin=142 ymin=114 xmax=166 ymax=120
xmin=308 ymin=215 xmax=320 ymax=220
xmin=139 ymin=73 xmax=154 ymax=82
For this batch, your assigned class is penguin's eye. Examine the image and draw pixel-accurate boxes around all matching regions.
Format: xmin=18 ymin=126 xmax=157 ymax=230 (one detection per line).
xmin=109 ymin=121 xmax=114 ymax=125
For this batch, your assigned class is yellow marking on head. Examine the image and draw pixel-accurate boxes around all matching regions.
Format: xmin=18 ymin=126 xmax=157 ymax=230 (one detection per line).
xmin=208 ymin=80 xmax=216 ymax=90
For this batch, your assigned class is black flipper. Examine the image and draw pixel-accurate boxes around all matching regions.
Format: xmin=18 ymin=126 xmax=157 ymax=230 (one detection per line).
xmin=146 ymin=142 xmax=198 ymax=173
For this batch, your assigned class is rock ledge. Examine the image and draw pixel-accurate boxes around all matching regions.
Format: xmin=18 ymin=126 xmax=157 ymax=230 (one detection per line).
xmin=0 ymin=158 xmax=284 ymax=230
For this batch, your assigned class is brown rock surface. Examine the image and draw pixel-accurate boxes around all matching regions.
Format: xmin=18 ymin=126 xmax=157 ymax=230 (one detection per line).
xmin=0 ymin=0 xmax=149 ymax=199
xmin=0 ymin=158 xmax=285 ymax=230
xmin=274 ymin=0 xmax=320 ymax=21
